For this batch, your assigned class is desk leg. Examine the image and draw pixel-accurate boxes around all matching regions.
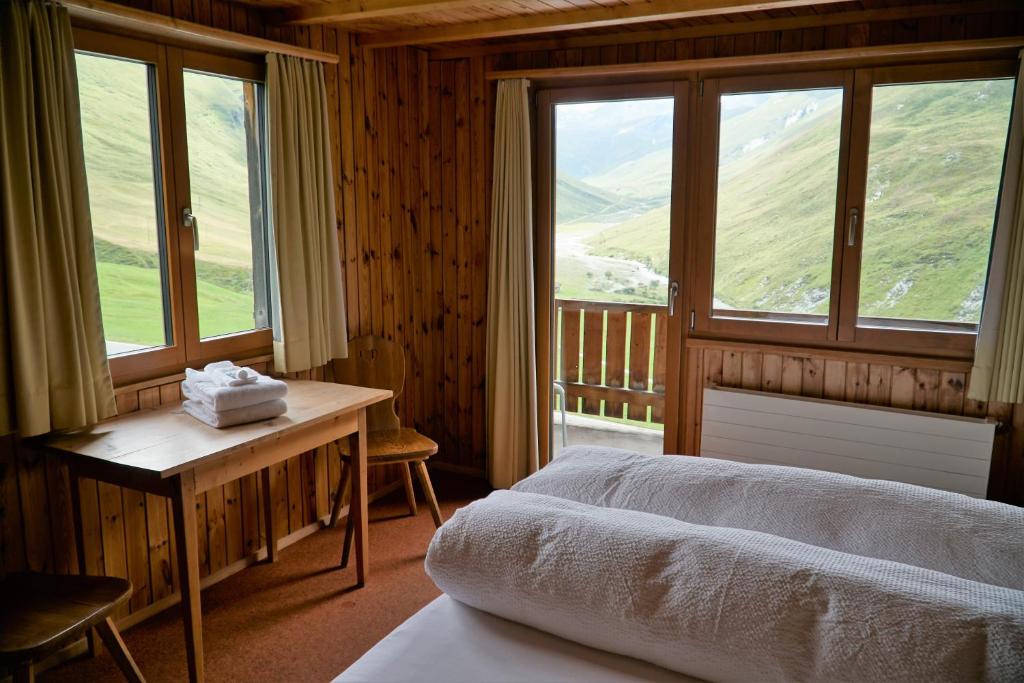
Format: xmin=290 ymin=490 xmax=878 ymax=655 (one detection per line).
xmin=260 ymin=467 xmax=278 ymax=563
xmin=348 ymin=408 xmax=369 ymax=587
xmin=170 ymin=471 xmax=204 ymax=683
xmin=68 ymin=466 xmax=101 ymax=658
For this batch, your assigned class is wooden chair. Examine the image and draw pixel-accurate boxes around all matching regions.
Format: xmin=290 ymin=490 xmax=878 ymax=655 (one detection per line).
xmin=327 ymin=335 xmax=443 ymax=567
xmin=0 ymin=573 xmax=144 ymax=682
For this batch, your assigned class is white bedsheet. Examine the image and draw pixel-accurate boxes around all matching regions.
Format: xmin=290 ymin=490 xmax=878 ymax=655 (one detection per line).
xmin=334 ymin=595 xmax=699 ymax=683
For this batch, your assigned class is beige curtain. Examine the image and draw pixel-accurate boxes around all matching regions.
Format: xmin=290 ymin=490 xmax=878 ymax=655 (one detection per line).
xmin=266 ymin=53 xmax=348 ymax=374
xmin=969 ymin=54 xmax=1024 ymax=404
xmin=486 ymin=79 xmax=539 ymax=489
xmin=0 ymin=0 xmax=116 ymax=437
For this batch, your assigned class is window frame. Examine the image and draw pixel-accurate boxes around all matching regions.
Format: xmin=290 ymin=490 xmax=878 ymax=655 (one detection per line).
xmin=692 ymin=60 xmax=1017 ymax=360
xmin=693 ymin=70 xmax=854 ymax=347
xmin=73 ymin=27 xmax=273 ymax=385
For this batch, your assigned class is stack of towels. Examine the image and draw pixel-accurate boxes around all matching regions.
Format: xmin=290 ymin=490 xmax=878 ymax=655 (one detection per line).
xmin=182 ymin=361 xmax=289 ymax=429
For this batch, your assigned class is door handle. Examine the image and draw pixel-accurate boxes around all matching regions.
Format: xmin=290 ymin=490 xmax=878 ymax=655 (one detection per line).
xmin=667 ymin=280 xmax=680 ymax=317
xmin=847 ymin=208 xmax=860 ymax=247
xmin=183 ymin=207 xmax=199 ymax=251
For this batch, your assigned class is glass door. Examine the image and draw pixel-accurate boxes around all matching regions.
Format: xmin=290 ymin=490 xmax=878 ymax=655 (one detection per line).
xmin=540 ymin=83 xmax=686 ymax=459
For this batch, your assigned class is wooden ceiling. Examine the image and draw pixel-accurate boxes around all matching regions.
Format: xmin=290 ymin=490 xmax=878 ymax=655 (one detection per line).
xmin=236 ymin=0 xmax=1012 ymax=49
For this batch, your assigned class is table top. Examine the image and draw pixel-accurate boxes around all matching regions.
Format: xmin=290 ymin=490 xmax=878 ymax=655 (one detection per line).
xmin=43 ymin=380 xmax=391 ymax=478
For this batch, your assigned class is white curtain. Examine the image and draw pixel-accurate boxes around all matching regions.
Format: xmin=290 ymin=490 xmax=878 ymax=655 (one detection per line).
xmin=266 ymin=53 xmax=348 ymax=374
xmin=969 ymin=53 xmax=1024 ymax=403
xmin=0 ymin=0 xmax=116 ymax=436
xmin=486 ymin=79 xmax=539 ymax=489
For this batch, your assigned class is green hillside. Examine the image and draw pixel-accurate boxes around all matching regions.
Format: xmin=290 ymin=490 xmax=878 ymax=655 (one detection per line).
xmin=76 ymin=52 xmax=259 ymax=349
xmin=573 ymin=80 xmax=1014 ymax=322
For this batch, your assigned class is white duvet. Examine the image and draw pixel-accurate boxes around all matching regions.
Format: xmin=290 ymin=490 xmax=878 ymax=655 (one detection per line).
xmin=426 ymin=490 xmax=1024 ymax=683
xmin=513 ymin=445 xmax=1024 ymax=590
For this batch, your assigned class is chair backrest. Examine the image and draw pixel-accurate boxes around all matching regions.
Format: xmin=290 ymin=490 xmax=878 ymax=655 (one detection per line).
xmin=331 ymin=335 xmax=403 ymax=432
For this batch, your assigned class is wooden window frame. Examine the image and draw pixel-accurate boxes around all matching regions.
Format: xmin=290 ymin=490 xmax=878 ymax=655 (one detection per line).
xmin=535 ymin=81 xmax=689 ymax=462
xmin=692 ymin=59 xmax=1017 ymax=360
xmin=73 ymin=27 xmax=272 ymax=386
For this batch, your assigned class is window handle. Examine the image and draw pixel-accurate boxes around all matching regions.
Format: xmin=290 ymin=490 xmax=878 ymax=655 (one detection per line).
xmin=847 ymin=208 xmax=860 ymax=247
xmin=667 ymin=280 xmax=680 ymax=317
xmin=183 ymin=208 xmax=199 ymax=251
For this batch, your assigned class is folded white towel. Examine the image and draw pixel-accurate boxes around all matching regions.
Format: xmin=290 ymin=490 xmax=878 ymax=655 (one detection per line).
xmin=427 ymin=490 xmax=1024 ymax=683
xmin=182 ymin=369 xmax=288 ymax=412
xmin=204 ymin=361 xmax=257 ymax=387
xmin=514 ymin=445 xmax=1024 ymax=590
xmin=182 ymin=398 xmax=287 ymax=429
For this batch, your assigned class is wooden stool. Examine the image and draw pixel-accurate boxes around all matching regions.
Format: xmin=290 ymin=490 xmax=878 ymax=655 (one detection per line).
xmin=0 ymin=573 xmax=144 ymax=683
xmin=326 ymin=336 xmax=444 ymax=567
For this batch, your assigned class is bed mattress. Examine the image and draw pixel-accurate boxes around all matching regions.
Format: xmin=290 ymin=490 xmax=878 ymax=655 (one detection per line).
xmin=334 ymin=595 xmax=700 ymax=683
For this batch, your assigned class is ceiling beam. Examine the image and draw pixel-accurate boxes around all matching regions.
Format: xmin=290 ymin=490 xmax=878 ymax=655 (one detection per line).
xmin=283 ymin=0 xmax=485 ymax=26
xmin=427 ymin=1 xmax=1016 ymax=60
xmin=356 ymin=0 xmax=853 ymax=48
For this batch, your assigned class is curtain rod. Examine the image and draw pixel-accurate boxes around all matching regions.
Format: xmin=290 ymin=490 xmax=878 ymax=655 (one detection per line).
xmin=486 ymin=36 xmax=1024 ymax=81
xmin=62 ymin=0 xmax=340 ymax=65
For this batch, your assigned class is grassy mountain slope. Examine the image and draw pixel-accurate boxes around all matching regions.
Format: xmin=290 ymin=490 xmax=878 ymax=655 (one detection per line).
xmin=76 ymin=53 xmax=258 ymax=346
xmin=576 ymin=81 xmax=1014 ymax=322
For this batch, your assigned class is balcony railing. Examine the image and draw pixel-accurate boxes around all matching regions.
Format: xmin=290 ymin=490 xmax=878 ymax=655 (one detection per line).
xmin=555 ymin=298 xmax=669 ymax=427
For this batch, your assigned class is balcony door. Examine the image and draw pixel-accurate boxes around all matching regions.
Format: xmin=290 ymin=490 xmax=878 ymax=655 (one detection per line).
xmin=537 ymin=82 xmax=688 ymax=461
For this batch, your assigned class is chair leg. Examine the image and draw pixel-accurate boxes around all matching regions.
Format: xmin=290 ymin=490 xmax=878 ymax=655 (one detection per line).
xmin=401 ymin=462 xmax=418 ymax=516
xmin=94 ymin=616 xmax=145 ymax=683
xmin=414 ymin=461 xmax=444 ymax=528
xmin=327 ymin=459 xmax=351 ymax=529
xmin=340 ymin=498 xmax=355 ymax=568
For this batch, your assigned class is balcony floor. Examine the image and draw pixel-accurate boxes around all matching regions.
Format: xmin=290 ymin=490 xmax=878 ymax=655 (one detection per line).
xmin=552 ymin=412 xmax=663 ymax=458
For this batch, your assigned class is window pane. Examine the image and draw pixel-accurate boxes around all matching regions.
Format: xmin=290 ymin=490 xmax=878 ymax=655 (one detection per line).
xmin=858 ymin=79 xmax=1014 ymax=328
xmin=713 ymin=88 xmax=844 ymax=321
xmin=553 ymin=98 xmax=674 ymax=306
xmin=183 ymin=70 xmax=270 ymax=340
xmin=77 ymin=52 xmax=171 ymax=356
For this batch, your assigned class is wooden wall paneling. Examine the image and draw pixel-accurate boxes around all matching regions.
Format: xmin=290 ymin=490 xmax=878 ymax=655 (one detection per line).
xmin=823 ymin=359 xmax=846 ymax=400
xmin=470 ymin=55 xmax=488 ymax=468
xmin=761 ymin=353 xmax=782 ymax=393
xmin=440 ymin=60 xmax=459 ymax=462
xmin=428 ymin=58 xmax=445 ymax=446
xmin=455 ymin=58 xmax=473 ymax=466
xmin=43 ymin=454 xmax=76 ymax=575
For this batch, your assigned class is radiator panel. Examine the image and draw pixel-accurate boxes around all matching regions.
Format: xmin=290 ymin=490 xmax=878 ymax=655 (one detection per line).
xmin=700 ymin=387 xmax=996 ymax=497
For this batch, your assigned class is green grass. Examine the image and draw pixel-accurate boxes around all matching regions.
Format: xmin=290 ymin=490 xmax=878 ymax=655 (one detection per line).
xmin=97 ymin=262 xmax=254 ymax=346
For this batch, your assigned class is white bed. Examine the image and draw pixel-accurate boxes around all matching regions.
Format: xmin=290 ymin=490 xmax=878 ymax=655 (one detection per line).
xmin=335 ymin=595 xmax=698 ymax=683
xmin=335 ymin=447 xmax=1024 ymax=683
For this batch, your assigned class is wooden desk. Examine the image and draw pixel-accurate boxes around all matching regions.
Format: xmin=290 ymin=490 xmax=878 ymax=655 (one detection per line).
xmin=43 ymin=380 xmax=391 ymax=683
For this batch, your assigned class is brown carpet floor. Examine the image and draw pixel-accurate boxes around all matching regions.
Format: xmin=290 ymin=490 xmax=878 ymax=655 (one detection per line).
xmin=43 ymin=473 xmax=491 ymax=683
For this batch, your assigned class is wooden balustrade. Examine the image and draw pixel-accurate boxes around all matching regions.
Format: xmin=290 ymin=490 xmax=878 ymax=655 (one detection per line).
xmin=555 ymin=298 xmax=668 ymax=425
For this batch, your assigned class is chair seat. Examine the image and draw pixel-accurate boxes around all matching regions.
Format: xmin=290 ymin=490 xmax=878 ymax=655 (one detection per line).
xmin=339 ymin=427 xmax=438 ymax=463
xmin=0 ymin=574 xmax=131 ymax=662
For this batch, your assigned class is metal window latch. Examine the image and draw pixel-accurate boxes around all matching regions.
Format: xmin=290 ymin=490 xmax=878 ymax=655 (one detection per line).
xmin=667 ymin=280 xmax=680 ymax=316
xmin=183 ymin=208 xmax=199 ymax=251
xmin=847 ymin=207 xmax=860 ymax=247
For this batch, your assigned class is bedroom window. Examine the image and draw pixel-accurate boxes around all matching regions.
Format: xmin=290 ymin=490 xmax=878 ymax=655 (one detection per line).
xmin=712 ymin=85 xmax=844 ymax=327
xmin=695 ymin=63 xmax=1016 ymax=357
xmin=77 ymin=51 xmax=172 ymax=357
xmin=182 ymin=70 xmax=271 ymax=340
xmin=856 ymin=77 xmax=1014 ymax=332
xmin=74 ymin=29 xmax=273 ymax=383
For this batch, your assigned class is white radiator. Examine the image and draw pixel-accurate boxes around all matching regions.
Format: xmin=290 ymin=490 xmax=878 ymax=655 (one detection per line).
xmin=700 ymin=386 xmax=997 ymax=498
